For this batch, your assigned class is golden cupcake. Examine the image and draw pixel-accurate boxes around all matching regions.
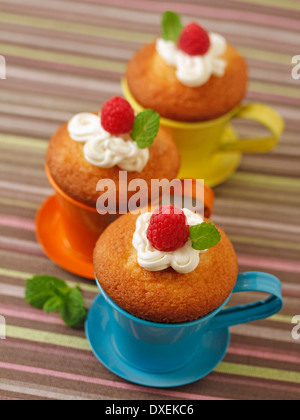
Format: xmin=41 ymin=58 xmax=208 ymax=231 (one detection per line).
xmin=94 ymin=205 xmax=238 ymax=324
xmin=46 ymin=97 xmax=181 ymax=208
xmin=126 ymin=11 xmax=248 ymax=122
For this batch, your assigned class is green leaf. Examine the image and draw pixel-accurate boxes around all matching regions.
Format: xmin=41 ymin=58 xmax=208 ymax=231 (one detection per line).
xmin=49 ymin=281 xmax=70 ymax=299
xmin=60 ymin=288 xmax=87 ymax=328
xmin=162 ymin=11 xmax=183 ymax=42
xmin=190 ymin=222 xmax=222 ymax=251
xmin=25 ymin=276 xmax=69 ymax=309
xmin=43 ymin=296 xmax=64 ymax=313
xmin=131 ymin=110 xmax=160 ymax=149
xmin=26 ymin=276 xmax=87 ymax=328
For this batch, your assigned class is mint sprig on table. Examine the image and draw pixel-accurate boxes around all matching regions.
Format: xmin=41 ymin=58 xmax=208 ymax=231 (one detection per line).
xmin=25 ymin=276 xmax=87 ymax=328
xmin=162 ymin=11 xmax=183 ymax=42
xmin=131 ymin=109 xmax=160 ymax=149
xmin=190 ymin=222 xmax=222 ymax=251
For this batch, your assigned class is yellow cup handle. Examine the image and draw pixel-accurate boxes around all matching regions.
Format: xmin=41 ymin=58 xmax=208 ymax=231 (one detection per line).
xmin=219 ymin=104 xmax=284 ymax=154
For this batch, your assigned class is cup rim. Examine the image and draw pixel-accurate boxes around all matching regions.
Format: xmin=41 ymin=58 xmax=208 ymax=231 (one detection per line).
xmin=122 ymin=78 xmax=240 ymax=130
xmin=45 ymin=164 xmax=99 ymax=213
xmin=96 ymin=277 xmax=232 ymax=329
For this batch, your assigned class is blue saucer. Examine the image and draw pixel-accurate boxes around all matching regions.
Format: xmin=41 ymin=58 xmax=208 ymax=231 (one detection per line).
xmin=85 ymin=294 xmax=230 ymax=388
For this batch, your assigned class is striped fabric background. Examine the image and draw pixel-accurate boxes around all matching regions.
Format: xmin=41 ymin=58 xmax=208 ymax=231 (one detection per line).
xmin=0 ymin=0 xmax=300 ymax=400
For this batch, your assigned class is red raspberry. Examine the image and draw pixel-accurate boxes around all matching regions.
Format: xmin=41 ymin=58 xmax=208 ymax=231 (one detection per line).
xmin=178 ymin=23 xmax=210 ymax=56
xmin=147 ymin=206 xmax=190 ymax=252
xmin=101 ymin=97 xmax=135 ymax=135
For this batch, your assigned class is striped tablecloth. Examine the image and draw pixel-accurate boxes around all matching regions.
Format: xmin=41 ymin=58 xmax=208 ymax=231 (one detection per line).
xmin=0 ymin=0 xmax=300 ymax=401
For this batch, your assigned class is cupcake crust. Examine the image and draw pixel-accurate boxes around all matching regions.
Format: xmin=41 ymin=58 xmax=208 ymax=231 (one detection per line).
xmin=94 ymin=213 xmax=238 ymax=324
xmin=126 ymin=41 xmax=248 ymax=122
xmin=46 ymin=122 xmax=180 ymax=208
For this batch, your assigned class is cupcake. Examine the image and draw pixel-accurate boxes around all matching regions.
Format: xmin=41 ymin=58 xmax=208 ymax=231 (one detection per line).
xmin=94 ymin=205 xmax=238 ymax=324
xmin=46 ymin=97 xmax=181 ymax=208
xmin=126 ymin=11 xmax=248 ymax=122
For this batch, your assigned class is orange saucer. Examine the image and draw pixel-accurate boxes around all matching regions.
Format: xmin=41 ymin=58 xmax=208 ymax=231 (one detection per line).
xmin=36 ymin=195 xmax=95 ymax=279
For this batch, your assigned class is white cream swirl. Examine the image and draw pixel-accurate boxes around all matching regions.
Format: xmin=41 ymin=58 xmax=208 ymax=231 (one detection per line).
xmin=68 ymin=113 xmax=107 ymax=143
xmin=67 ymin=113 xmax=150 ymax=172
xmin=83 ymin=135 xmax=149 ymax=172
xmin=156 ymin=33 xmax=227 ymax=87
xmin=132 ymin=209 xmax=206 ymax=274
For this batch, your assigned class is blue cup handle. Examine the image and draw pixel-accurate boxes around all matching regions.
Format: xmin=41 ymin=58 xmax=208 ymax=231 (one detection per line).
xmin=210 ymin=272 xmax=283 ymax=330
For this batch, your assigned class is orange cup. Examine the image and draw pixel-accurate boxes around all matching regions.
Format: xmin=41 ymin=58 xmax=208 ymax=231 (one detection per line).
xmin=45 ymin=165 xmax=120 ymax=259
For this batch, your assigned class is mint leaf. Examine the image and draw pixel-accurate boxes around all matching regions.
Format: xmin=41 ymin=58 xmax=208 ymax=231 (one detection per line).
xmin=25 ymin=276 xmax=87 ymax=328
xmin=60 ymin=288 xmax=87 ymax=328
xmin=43 ymin=296 xmax=64 ymax=313
xmin=162 ymin=11 xmax=183 ymax=42
xmin=131 ymin=110 xmax=160 ymax=149
xmin=49 ymin=281 xmax=70 ymax=299
xmin=25 ymin=276 xmax=69 ymax=309
xmin=190 ymin=222 xmax=221 ymax=251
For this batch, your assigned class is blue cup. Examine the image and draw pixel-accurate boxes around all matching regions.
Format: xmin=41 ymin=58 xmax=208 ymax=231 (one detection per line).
xmin=93 ymin=272 xmax=283 ymax=376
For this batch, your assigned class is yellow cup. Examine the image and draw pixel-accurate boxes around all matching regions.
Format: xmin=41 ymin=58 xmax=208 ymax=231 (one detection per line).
xmin=122 ymin=79 xmax=284 ymax=186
